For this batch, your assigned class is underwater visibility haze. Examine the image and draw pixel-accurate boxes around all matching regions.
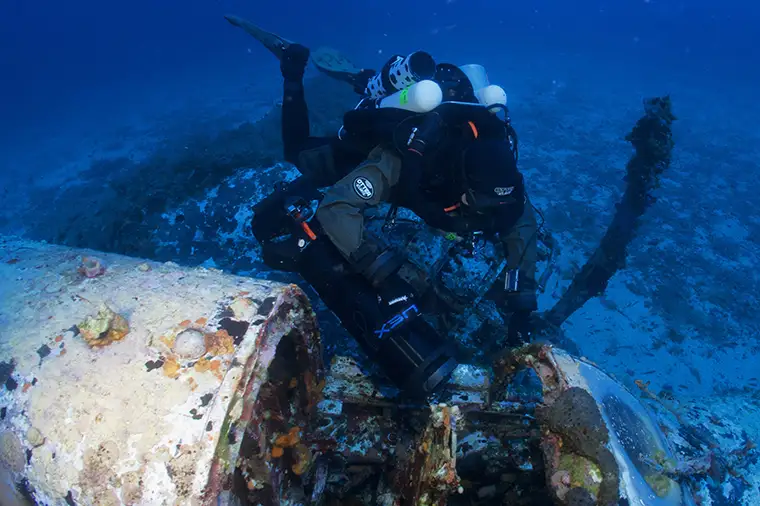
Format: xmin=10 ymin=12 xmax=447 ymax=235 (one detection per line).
xmin=0 ymin=0 xmax=759 ymax=505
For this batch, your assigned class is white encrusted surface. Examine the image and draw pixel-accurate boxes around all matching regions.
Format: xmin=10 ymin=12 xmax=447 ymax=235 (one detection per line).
xmin=0 ymin=236 xmax=305 ymax=505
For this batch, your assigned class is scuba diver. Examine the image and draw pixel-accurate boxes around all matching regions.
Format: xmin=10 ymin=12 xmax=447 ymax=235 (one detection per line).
xmin=227 ymin=15 xmax=538 ymax=396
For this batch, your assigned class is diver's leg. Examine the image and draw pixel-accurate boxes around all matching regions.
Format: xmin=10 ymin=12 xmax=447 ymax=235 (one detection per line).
xmin=280 ymin=44 xmax=312 ymax=164
xmin=281 ymin=45 xmax=355 ymax=187
xmin=222 ymin=17 xmax=320 ymax=168
xmin=316 ymin=146 xmax=437 ymax=343
xmin=315 ymin=146 xmax=426 ymax=305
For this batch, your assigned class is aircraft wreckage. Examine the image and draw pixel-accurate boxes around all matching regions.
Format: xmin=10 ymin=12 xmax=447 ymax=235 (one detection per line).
xmin=0 ymin=71 xmax=755 ymax=505
xmin=0 ymin=235 xmax=701 ymax=506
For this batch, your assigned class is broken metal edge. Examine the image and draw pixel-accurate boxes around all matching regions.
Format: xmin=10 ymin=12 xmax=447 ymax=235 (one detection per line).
xmin=204 ymin=285 xmax=324 ymax=505
xmin=550 ymin=349 xmax=697 ymax=506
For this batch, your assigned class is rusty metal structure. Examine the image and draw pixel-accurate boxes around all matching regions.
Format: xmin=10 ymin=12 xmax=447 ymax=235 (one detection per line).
xmin=0 ymin=236 xmax=696 ymax=505
xmin=0 ymin=236 xmax=323 ymax=506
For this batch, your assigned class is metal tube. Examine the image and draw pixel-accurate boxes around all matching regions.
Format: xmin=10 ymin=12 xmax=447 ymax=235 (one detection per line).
xmin=0 ymin=236 xmax=324 ymax=506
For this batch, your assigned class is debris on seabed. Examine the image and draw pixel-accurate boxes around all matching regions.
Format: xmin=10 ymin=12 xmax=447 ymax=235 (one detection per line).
xmin=77 ymin=304 xmax=130 ymax=347
xmin=78 ymin=256 xmax=106 ymax=278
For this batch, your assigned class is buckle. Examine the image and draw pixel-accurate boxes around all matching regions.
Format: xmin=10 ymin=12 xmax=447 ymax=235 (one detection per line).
xmin=504 ymin=268 xmax=520 ymax=293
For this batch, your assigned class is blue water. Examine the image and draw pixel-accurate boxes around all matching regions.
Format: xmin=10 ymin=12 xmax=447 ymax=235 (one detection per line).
xmin=1 ymin=0 xmax=760 ymax=504
xmin=1 ymin=0 xmax=756 ymax=139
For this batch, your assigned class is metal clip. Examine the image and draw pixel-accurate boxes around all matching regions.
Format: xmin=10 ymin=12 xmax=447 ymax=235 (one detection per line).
xmin=469 ymin=231 xmax=485 ymax=251
xmin=505 ymin=268 xmax=520 ymax=292
xmin=284 ymin=197 xmax=313 ymax=223
xmin=382 ymin=205 xmax=399 ymax=232
xmin=406 ymin=127 xmax=419 ymax=146
xmin=284 ymin=198 xmax=317 ymax=242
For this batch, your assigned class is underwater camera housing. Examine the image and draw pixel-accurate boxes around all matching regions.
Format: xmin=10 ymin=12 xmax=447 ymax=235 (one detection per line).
xmin=250 ymin=186 xmax=459 ymax=398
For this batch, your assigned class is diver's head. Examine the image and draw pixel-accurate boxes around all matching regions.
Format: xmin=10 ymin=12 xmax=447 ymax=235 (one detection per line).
xmin=460 ymin=139 xmax=522 ymax=211
xmin=435 ymin=64 xmax=478 ymax=103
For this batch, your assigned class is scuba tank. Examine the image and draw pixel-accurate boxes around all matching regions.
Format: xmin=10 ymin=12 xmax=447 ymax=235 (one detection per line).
xmin=364 ymin=51 xmax=437 ymax=100
xmin=379 ymin=79 xmax=443 ymax=113
xmin=340 ymin=55 xmax=517 ymax=162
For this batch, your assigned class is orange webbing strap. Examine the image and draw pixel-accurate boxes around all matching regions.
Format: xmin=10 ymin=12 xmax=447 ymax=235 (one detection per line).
xmin=301 ymin=222 xmax=317 ymax=241
xmin=467 ymin=121 xmax=479 ymax=139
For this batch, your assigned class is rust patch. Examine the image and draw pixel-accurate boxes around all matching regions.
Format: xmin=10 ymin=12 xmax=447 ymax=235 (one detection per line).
xmin=194 ymin=358 xmax=211 ymax=373
xmin=120 ymin=469 xmax=144 ymax=505
xmin=167 ymin=443 xmax=202 ymax=501
xmin=179 ymin=320 xmax=192 ymax=327
xmin=204 ymin=329 xmax=234 ymax=356
xmin=398 ymin=405 xmax=462 ymax=503
xmin=160 ymin=334 xmax=176 ymax=349
xmin=274 ymin=427 xmax=301 ymax=449
xmin=209 ymin=359 xmax=224 ymax=380
xmin=163 ymin=357 xmax=181 ymax=379
xmin=80 ymin=440 xmax=120 ymax=505
xmin=195 ymin=317 xmax=208 ymax=326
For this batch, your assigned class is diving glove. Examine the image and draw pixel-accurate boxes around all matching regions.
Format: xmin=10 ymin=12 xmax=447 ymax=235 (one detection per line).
xmin=281 ymin=44 xmax=311 ymax=81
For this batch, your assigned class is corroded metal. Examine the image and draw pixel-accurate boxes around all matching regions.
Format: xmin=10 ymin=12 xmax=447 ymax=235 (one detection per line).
xmin=0 ymin=236 xmax=702 ymax=506
xmin=498 ymin=345 xmax=694 ymax=506
xmin=397 ymin=404 xmax=462 ymax=505
xmin=301 ymin=357 xmax=544 ymax=505
xmin=0 ymin=236 xmax=323 ymax=506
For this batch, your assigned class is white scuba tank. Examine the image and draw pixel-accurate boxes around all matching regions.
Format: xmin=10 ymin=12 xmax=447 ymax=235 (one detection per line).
xmin=459 ymin=63 xmax=508 ymax=109
xmin=459 ymin=64 xmax=490 ymax=90
xmin=476 ymin=84 xmax=508 ymax=108
xmin=378 ymin=80 xmax=443 ymax=113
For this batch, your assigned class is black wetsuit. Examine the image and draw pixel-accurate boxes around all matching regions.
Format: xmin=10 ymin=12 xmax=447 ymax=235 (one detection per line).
xmin=281 ymin=80 xmax=368 ymax=187
xmin=255 ymin=49 xmax=538 ymax=347
xmin=281 ymin=77 xmax=526 ymax=239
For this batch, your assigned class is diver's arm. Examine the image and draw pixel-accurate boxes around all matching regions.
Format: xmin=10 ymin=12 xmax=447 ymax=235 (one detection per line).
xmin=492 ymin=187 xmax=529 ymax=284
xmin=492 ymin=188 xmax=539 ymax=345
xmin=315 ymin=147 xmax=400 ymax=261
xmin=394 ymin=168 xmax=471 ymax=233
xmin=392 ymin=111 xmax=473 ymax=232
xmin=414 ymin=203 xmax=471 ymax=234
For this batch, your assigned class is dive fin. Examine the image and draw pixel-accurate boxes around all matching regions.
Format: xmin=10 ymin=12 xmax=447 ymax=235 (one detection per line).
xmin=224 ymin=14 xmax=294 ymax=60
xmin=312 ymin=46 xmax=372 ymax=92
xmin=311 ymin=46 xmax=363 ymax=77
